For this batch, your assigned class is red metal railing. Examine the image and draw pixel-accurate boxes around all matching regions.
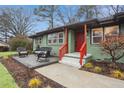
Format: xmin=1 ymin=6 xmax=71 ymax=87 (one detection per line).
xmin=79 ymin=41 xmax=86 ymax=65
xmin=59 ymin=43 xmax=68 ymax=60
xmin=59 ymin=28 xmax=68 ymax=61
xmin=79 ymin=24 xmax=87 ymax=65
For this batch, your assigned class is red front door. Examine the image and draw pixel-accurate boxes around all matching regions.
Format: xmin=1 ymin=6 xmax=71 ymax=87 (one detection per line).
xmin=75 ymin=31 xmax=84 ymax=52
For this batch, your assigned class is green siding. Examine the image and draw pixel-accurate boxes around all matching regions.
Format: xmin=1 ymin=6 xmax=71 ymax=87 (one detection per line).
xmin=41 ymin=35 xmax=47 ymax=46
xmin=87 ymin=34 xmax=111 ymax=61
xmin=33 ymin=38 xmax=36 ymax=51
xmin=68 ymin=30 xmax=75 ymax=53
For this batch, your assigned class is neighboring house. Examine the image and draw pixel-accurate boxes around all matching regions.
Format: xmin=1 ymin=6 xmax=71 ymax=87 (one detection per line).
xmin=0 ymin=41 xmax=9 ymax=52
xmin=30 ymin=12 xmax=124 ymax=68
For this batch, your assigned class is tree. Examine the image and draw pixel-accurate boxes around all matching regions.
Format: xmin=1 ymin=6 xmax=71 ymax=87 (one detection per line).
xmin=34 ymin=5 xmax=58 ymax=29
xmin=101 ymin=36 xmax=124 ymax=63
xmin=78 ymin=5 xmax=101 ymax=19
xmin=0 ymin=8 xmax=34 ymax=42
xmin=56 ymin=6 xmax=81 ymax=25
xmin=105 ymin=5 xmax=124 ymax=16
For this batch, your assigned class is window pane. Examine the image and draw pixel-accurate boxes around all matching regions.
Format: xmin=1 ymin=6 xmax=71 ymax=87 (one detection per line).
xmin=53 ymin=33 xmax=58 ymax=38
xmin=105 ymin=26 xmax=119 ymax=37
xmin=59 ymin=33 xmax=63 ymax=38
xmin=59 ymin=39 xmax=63 ymax=43
xmin=53 ymin=39 xmax=57 ymax=43
xmin=48 ymin=40 xmax=52 ymax=44
xmin=93 ymin=37 xmax=102 ymax=43
xmin=92 ymin=28 xmax=103 ymax=36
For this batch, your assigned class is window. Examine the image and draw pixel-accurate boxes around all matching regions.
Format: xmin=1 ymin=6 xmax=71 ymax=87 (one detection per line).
xmin=92 ymin=28 xmax=103 ymax=44
xmin=91 ymin=25 xmax=119 ymax=44
xmin=58 ymin=32 xmax=64 ymax=44
xmin=104 ymin=25 xmax=119 ymax=38
xmin=35 ymin=37 xmax=42 ymax=44
xmin=48 ymin=32 xmax=64 ymax=45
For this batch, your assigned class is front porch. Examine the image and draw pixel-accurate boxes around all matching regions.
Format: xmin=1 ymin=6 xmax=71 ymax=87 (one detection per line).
xmin=59 ymin=24 xmax=91 ymax=68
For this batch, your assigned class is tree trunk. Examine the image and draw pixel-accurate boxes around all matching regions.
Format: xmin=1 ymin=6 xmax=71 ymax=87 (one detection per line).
xmin=112 ymin=57 xmax=116 ymax=63
xmin=5 ymin=31 xmax=7 ymax=43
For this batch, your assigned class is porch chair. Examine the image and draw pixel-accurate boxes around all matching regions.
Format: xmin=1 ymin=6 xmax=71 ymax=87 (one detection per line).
xmin=36 ymin=47 xmax=52 ymax=62
xmin=17 ymin=47 xmax=28 ymax=57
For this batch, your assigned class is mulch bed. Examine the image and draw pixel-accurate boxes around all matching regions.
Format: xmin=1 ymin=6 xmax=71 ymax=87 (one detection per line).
xmin=1 ymin=57 xmax=65 ymax=88
xmin=80 ymin=60 xmax=124 ymax=80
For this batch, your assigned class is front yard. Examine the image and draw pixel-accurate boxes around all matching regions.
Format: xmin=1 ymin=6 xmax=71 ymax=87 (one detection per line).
xmin=1 ymin=51 xmax=124 ymax=88
xmin=2 ymin=57 xmax=64 ymax=88
xmin=0 ymin=51 xmax=63 ymax=88
xmin=0 ymin=51 xmax=17 ymax=58
xmin=0 ymin=51 xmax=17 ymax=88
xmin=0 ymin=63 xmax=17 ymax=88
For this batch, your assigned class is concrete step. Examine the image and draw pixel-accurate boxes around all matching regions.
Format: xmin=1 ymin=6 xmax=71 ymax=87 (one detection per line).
xmin=65 ymin=53 xmax=92 ymax=59
xmin=60 ymin=53 xmax=92 ymax=68
xmin=60 ymin=56 xmax=81 ymax=68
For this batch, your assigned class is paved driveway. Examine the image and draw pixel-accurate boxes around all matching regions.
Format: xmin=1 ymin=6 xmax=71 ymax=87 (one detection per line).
xmin=36 ymin=63 xmax=124 ymax=88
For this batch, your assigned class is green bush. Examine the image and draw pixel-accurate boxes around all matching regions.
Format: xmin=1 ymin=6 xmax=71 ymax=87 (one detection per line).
xmin=9 ymin=35 xmax=32 ymax=51
xmin=93 ymin=66 xmax=102 ymax=73
xmin=83 ymin=63 xmax=94 ymax=69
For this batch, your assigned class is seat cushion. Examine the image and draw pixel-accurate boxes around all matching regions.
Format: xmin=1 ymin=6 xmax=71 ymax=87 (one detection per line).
xmin=20 ymin=51 xmax=28 ymax=54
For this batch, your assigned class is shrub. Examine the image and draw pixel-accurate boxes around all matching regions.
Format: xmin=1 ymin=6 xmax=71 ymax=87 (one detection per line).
xmin=9 ymin=35 xmax=32 ymax=51
xmin=93 ymin=66 xmax=102 ymax=73
xmin=83 ymin=63 xmax=94 ymax=69
xmin=109 ymin=63 xmax=119 ymax=69
xmin=111 ymin=70 xmax=124 ymax=79
xmin=100 ymin=36 xmax=124 ymax=63
xmin=28 ymin=77 xmax=42 ymax=88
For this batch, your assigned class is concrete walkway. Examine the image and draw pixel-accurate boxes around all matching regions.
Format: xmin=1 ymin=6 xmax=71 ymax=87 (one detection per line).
xmin=35 ymin=63 xmax=124 ymax=88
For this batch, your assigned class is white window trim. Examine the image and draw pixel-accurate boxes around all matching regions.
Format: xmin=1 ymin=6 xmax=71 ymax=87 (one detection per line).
xmin=91 ymin=28 xmax=103 ymax=44
xmin=48 ymin=32 xmax=64 ymax=45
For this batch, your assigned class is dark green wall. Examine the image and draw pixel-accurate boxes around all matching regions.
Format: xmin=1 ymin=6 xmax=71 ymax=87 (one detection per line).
xmin=120 ymin=23 xmax=124 ymax=34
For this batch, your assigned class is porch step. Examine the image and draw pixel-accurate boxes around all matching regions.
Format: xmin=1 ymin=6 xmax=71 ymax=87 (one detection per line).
xmin=60 ymin=56 xmax=81 ymax=68
xmin=59 ymin=52 xmax=92 ymax=68
xmin=65 ymin=53 xmax=92 ymax=59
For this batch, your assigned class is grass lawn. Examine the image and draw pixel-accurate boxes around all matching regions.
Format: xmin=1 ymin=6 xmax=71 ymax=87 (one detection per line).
xmin=0 ymin=63 xmax=17 ymax=88
xmin=0 ymin=51 xmax=17 ymax=58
